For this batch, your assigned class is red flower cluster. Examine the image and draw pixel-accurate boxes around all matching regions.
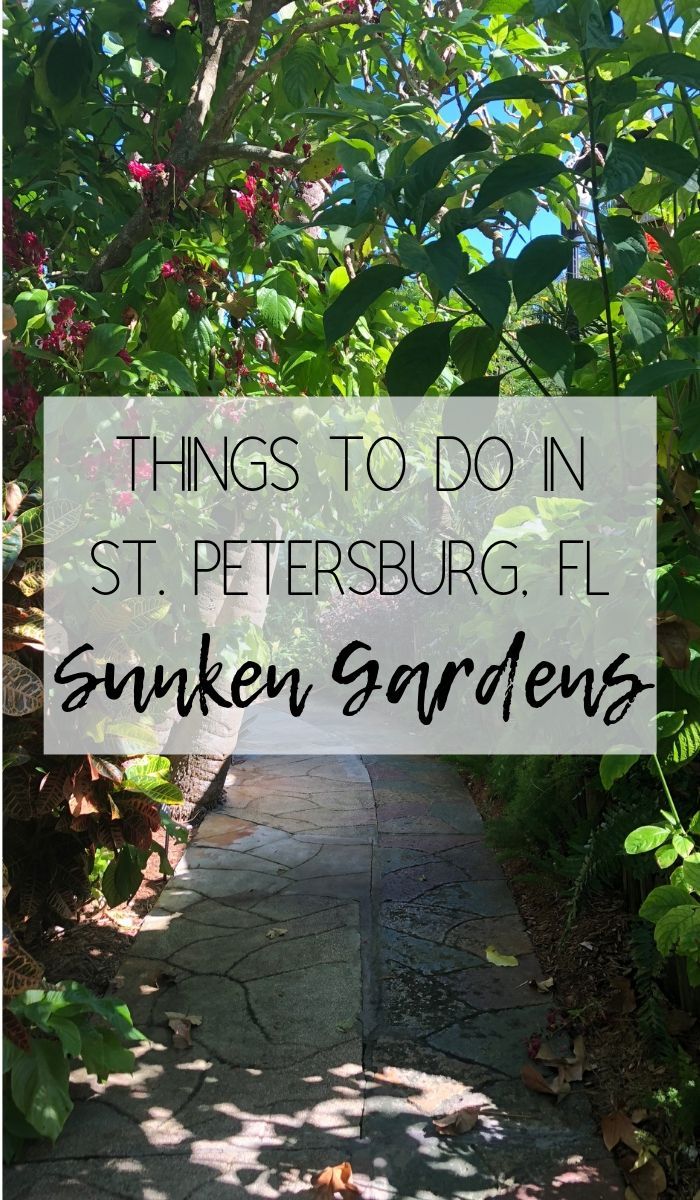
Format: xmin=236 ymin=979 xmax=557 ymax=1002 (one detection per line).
xmin=187 ymin=290 xmax=205 ymax=311
xmin=644 ymin=230 xmax=675 ymax=304
xmin=127 ymin=158 xmax=172 ymax=203
xmin=3 ymin=350 xmax=41 ymax=424
xmin=230 ymin=170 xmax=281 ymax=244
xmin=3 ymin=201 xmax=48 ymax=277
xmin=161 ymin=253 xmax=225 ymax=284
xmin=38 ymin=297 xmax=93 ymax=355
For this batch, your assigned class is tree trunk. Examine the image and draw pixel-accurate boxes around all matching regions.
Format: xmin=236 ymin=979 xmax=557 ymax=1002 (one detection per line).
xmin=166 ymin=536 xmax=279 ymax=821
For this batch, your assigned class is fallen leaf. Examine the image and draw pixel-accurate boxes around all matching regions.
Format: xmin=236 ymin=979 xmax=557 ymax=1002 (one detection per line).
xmin=579 ymin=940 xmax=594 ymax=951
xmin=432 ymin=1105 xmax=482 ymax=1134
xmin=528 ymin=976 xmax=554 ymax=993
xmin=312 ymin=1160 xmax=361 ymax=1196
xmin=657 ymin=611 xmax=691 ymax=670
xmin=630 ymin=1108 xmax=648 ymax=1125
xmin=601 ymin=1110 xmax=641 ymax=1152
xmin=165 ymin=1010 xmax=202 ymax=1049
xmin=628 ymin=1154 xmax=666 ymax=1200
xmin=336 ymin=1016 xmax=357 ymax=1032
xmin=266 ymin=927 xmax=288 ymax=940
xmin=520 ymin=1063 xmax=570 ymax=1099
xmin=625 ymin=1189 xmax=641 ymax=1200
xmin=155 ymin=971 xmax=177 ymax=990
xmin=485 ymin=945 xmax=518 ymax=967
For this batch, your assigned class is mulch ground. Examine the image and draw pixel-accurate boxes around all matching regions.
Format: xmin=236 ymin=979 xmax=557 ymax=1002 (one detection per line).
xmin=38 ymin=827 xmax=187 ymax=995
xmin=468 ymin=772 xmax=700 ymax=1200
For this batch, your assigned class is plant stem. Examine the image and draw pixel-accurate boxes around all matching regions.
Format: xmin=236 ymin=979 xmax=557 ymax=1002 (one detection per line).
xmin=455 ymin=287 xmax=551 ymax=395
xmin=581 ymin=53 xmax=620 ymax=396
xmin=652 ymin=754 xmax=682 ymax=827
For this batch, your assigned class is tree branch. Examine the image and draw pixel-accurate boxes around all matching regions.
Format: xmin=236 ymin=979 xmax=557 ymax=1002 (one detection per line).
xmin=208 ymin=142 xmax=300 ymax=169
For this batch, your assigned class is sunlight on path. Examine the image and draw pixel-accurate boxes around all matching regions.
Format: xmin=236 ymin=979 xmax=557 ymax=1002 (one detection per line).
xmin=5 ymin=757 xmax=622 ymax=1199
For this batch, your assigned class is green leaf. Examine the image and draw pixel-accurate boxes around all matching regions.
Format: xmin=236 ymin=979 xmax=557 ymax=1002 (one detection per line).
xmin=458 ymin=264 xmax=511 ymax=330
xmin=625 ymin=358 xmax=696 ymax=395
xmin=101 ymin=846 xmax=144 ymax=908
xmin=462 ymin=76 xmax=552 ymax=119
xmin=517 ymin=323 xmax=574 ymax=375
xmin=126 ymin=239 xmax=166 ymax=292
xmin=281 ymin=41 xmax=323 ymax=106
xmin=404 ymin=125 xmax=491 ymax=201
xmin=11 ymin=1039 xmax=72 ymax=1142
xmin=602 ymin=215 xmax=647 ymax=290
xmin=257 ymin=286 xmax=296 ymax=335
xmin=567 ymin=278 xmax=605 ymax=324
xmin=672 ymin=650 xmax=700 ymax=700
xmin=629 ymin=52 xmax=700 ymax=91
xmin=386 ymin=320 xmax=455 ymax=397
xmin=600 ymin=753 xmax=640 ymax=791
xmin=3 ymin=522 xmax=22 ymax=580
xmin=450 ymin=327 xmax=499 ymax=380
xmin=82 ymin=324 xmax=129 ymax=371
xmin=660 ymin=713 xmax=700 ymax=768
xmin=79 ymin=1029 xmax=136 ymax=1082
xmin=681 ymin=859 xmax=700 ymax=891
xmin=133 ymin=351 xmax=197 ymax=395
xmin=598 ymin=140 xmax=644 ymax=201
xmin=639 ymin=883 xmax=691 ymax=921
xmin=424 ymin=235 xmax=466 ymax=295
xmin=638 ymin=139 xmax=699 ymax=187
xmin=653 ymin=902 xmax=698 ymax=956
xmin=323 ymin=264 xmax=406 ymax=344
xmin=42 ymin=34 xmax=92 ymax=106
xmin=512 ymin=236 xmax=572 ymax=308
xmin=656 ymin=844 xmax=678 ymax=869
xmin=624 ymin=824 xmax=670 ymax=853
xmin=622 ymin=297 xmax=667 ymax=359
xmin=472 ymin=154 xmax=566 ymax=215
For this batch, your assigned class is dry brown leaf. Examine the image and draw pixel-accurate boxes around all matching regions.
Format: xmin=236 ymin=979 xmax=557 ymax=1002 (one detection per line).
xmin=165 ymin=1011 xmax=202 ymax=1050
xmin=672 ymin=466 xmax=698 ymax=506
xmin=520 ymin=1063 xmax=570 ymax=1099
xmin=657 ymin=611 xmax=691 ymax=670
xmin=628 ymin=1155 xmax=667 ymax=1200
xmin=432 ymin=1105 xmax=482 ymax=1135
xmin=312 ymin=1160 xmax=361 ymax=1196
xmin=630 ymin=1108 xmax=648 ymax=1125
xmin=601 ymin=1110 xmax=641 ymax=1152
xmin=528 ymin=976 xmax=554 ymax=993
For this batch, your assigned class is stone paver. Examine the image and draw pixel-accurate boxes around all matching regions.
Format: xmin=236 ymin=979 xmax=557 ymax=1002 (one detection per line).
xmin=5 ymin=756 xmax=623 ymax=1199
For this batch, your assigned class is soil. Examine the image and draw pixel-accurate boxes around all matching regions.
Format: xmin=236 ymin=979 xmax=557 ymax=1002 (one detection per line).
xmin=468 ymin=772 xmax=700 ymax=1200
xmin=38 ymin=827 xmax=187 ymax=996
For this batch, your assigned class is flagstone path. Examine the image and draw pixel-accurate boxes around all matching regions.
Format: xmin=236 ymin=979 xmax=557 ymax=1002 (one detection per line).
xmin=6 ymin=756 xmax=623 ymax=1199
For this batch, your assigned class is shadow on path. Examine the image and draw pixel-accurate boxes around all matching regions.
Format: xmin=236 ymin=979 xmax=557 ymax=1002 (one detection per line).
xmin=5 ymin=756 xmax=623 ymax=1199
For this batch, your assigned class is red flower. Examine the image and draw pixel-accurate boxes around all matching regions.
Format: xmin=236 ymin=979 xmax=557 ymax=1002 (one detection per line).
xmin=127 ymin=160 xmax=152 ymax=183
xmin=187 ymin=290 xmax=205 ymax=311
xmin=161 ymin=259 xmax=181 ymax=279
xmin=115 ymin=491 xmax=135 ymax=512
xmin=644 ymin=231 xmax=661 ymax=254
xmin=656 ymin=279 xmax=674 ymax=303
xmin=117 ymin=348 xmax=133 ymax=365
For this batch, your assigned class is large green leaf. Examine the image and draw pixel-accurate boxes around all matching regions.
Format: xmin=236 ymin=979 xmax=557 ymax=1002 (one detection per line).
xmin=385 ymin=320 xmax=456 ymax=397
xmin=458 ymin=265 xmax=511 ymax=330
xmin=598 ymin=140 xmax=644 ymax=201
xmin=638 ymin=139 xmax=699 ymax=187
xmin=101 ymin=846 xmax=145 ymax=908
xmin=629 ymin=53 xmax=700 ymax=90
xmin=472 ymin=154 xmax=566 ymax=214
xmin=599 ymin=753 xmax=639 ymax=791
xmin=404 ymin=125 xmax=491 ymax=202
xmin=82 ymin=324 xmax=129 ymax=371
xmin=602 ymin=215 xmax=647 ymax=290
xmin=512 ymin=235 xmax=572 ymax=307
xmin=281 ymin=41 xmax=323 ymax=106
xmin=132 ymin=351 xmax=197 ymax=395
xmin=621 ymin=297 xmax=667 ymax=359
xmin=567 ymin=278 xmax=606 ymax=325
xmin=625 ymin=358 xmax=696 ymax=395
xmin=450 ymin=326 xmax=499 ymax=380
xmin=80 ymin=1029 xmax=136 ymax=1082
xmin=11 ymin=1040 xmax=72 ymax=1142
xmin=517 ymin=322 xmax=574 ymax=375
xmin=257 ymin=286 xmax=296 ymax=335
xmin=323 ymin=264 xmax=406 ymax=344
xmin=462 ymin=76 xmax=552 ymax=119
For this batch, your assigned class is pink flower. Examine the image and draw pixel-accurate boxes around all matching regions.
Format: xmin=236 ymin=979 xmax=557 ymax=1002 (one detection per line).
xmin=127 ymin=159 xmax=152 ymax=183
xmin=115 ymin=491 xmax=135 ymax=512
xmin=161 ymin=259 xmax=180 ymax=279
xmin=117 ymin=348 xmax=133 ymax=365
xmin=135 ymin=461 xmax=152 ymax=482
xmin=656 ymin=279 xmax=674 ymax=303
xmin=187 ymin=290 xmax=205 ymax=311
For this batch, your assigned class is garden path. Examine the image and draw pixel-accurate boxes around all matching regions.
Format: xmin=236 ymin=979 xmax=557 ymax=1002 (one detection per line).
xmin=6 ymin=756 xmax=623 ymax=1199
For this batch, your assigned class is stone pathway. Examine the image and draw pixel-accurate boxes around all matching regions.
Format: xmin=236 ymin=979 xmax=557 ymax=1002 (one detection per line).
xmin=6 ymin=757 xmax=623 ymax=1199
